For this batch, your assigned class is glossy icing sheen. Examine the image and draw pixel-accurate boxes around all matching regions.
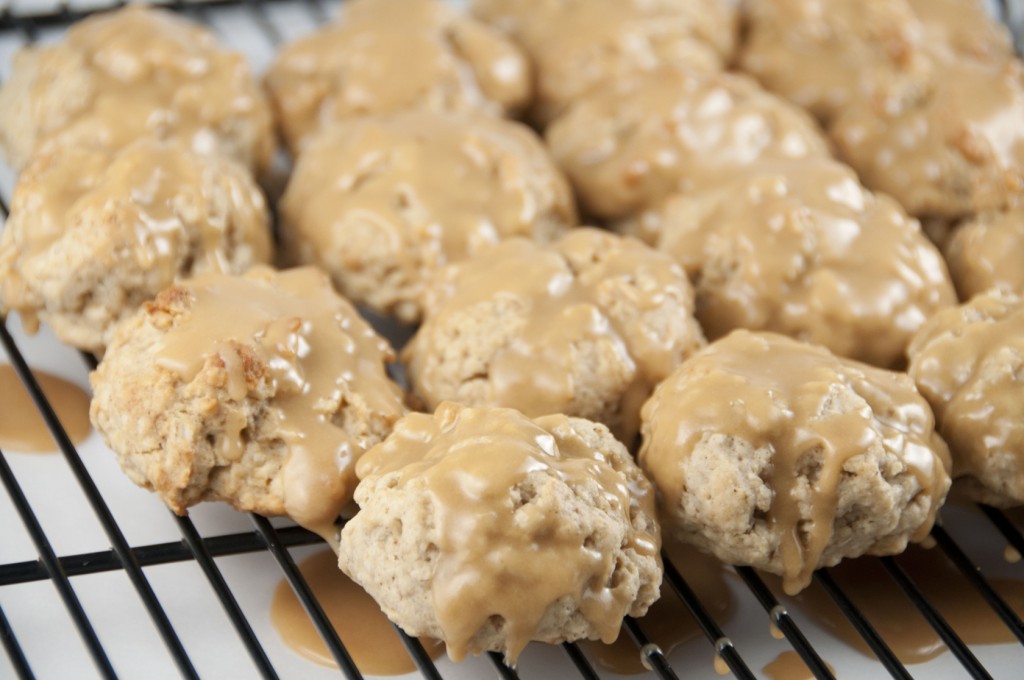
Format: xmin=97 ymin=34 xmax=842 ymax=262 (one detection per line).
xmin=640 ymin=331 xmax=950 ymax=593
xmin=152 ymin=267 xmax=406 ymax=533
xmin=354 ymin=403 xmax=660 ymax=662
xmin=265 ymin=0 xmax=530 ymax=154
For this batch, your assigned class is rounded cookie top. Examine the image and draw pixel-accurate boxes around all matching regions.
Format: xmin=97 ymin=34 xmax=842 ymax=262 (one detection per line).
xmin=945 ymin=207 xmax=1024 ymax=300
xmin=471 ymin=0 xmax=737 ymax=124
xmin=339 ymin=402 xmax=661 ymax=663
xmin=89 ymin=267 xmax=406 ymax=535
xmin=740 ymin=0 xmax=931 ymax=122
xmin=0 ymin=139 xmax=272 ymax=354
xmin=265 ymin=0 xmax=531 ymax=155
xmin=639 ymin=330 xmax=951 ymax=594
xmin=279 ymin=110 xmax=576 ymax=323
xmin=404 ymin=228 xmax=705 ymax=443
xmin=545 ymin=67 xmax=830 ymax=221
xmin=907 ymin=289 xmax=1024 ymax=507
xmin=831 ymin=59 xmax=1024 ymax=219
xmin=0 ymin=5 xmax=274 ymax=175
xmin=621 ymin=157 xmax=956 ymax=368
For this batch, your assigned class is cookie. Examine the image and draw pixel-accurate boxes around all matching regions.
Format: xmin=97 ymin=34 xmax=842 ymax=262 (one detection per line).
xmin=339 ymin=402 xmax=661 ymax=663
xmin=639 ymin=330 xmax=951 ymax=594
xmin=944 ymin=207 xmax=1024 ymax=300
xmin=0 ymin=139 xmax=272 ymax=354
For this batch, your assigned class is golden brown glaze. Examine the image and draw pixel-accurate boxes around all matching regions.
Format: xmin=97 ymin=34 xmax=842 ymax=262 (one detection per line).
xmin=343 ymin=403 xmax=661 ymax=663
xmin=907 ymin=289 xmax=1024 ymax=506
xmin=280 ymin=110 xmax=575 ymax=322
xmin=945 ymin=207 xmax=1024 ymax=300
xmin=471 ymin=0 xmax=737 ymax=124
xmin=148 ymin=267 xmax=405 ymax=532
xmin=0 ymin=5 xmax=274 ymax=175
xmin=265 ymin=0 xmax=531 ymax=154
xmin=831 ymin=59 xmax=1024 ymax=219
xmin=545 ymin=67 xmax=830 ymax=221
xmin=404 ymin=229 xmax=704 ymax=442
xmin=640 ymin=331 xmax=951 ymax=594
xmin=0 ymin=365 xmax=91 ymax=453
xmin=623 ymin=157 xmax=956 ymax=368
xmin=0 ymin=139 xmax=272 ymax=354
xmin=270 ymin=549 xmax=444 ymax=674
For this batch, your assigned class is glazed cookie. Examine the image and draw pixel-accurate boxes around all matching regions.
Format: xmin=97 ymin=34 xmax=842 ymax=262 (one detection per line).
xmin=90 ymin=267 xmax=406 ymax=534
xmin=741 ymin=0 xmax=1013 ymax=124
xmin=944 ymin=207 xmax=1024 ymax=300
xmin=620 ymin=158 xmax=956 ymax=368
xmin=907 ymin=289 xmax=1024 ymax=507
xmin=546 ymin=67 xmax=829 ymax=221
xmin=339 ymin=402 xmax=661 ymax=663
xmin=639 ymin=330 xmax=951 ymax=594
xmin=831 ymin=59 xmax=1024 ymax=219
xmin=0 ymin=139 xmax=272 ymax=354
xmin=279 ymin=111 xmax=576 ymax=323
xmin=0 ymin=5 xmax=274 ymax=175
xmin=471 ymin=0 xmax=737 ymax=124
xmin=404 ymin=228 xmax=705 ymax=442
xmin=265 ymin=0 xmax=531 ymax=155
xmin=740 ymin=0 xmax=931 ymax=122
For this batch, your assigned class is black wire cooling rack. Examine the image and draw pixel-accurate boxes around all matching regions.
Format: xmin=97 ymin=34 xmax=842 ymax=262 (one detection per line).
xmin=2 ymin=1 xmax=1024 ymax=679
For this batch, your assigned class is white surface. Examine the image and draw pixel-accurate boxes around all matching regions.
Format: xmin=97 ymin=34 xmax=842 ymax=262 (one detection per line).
xmin=0 ymin=2 xmax=1023 ymax=679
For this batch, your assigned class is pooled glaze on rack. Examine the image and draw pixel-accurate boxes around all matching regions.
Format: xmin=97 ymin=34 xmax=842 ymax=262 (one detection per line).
xmin=781 ymin=547 xmax=1024 ymax=664
xmin=348 ymin=403 xmax=660 ymax=663
xmin=625 ymin=157 xmax=956 ymax=368
xmin=405 ymin=229 xmax=705 ymax=442
xmin=762 ymin=650 xmax=827 ymax=680
xmin=907 ymin=289 xmax=1024 ymax=507
xmin=270 ymin=549 xmax=444 ymax=674
xmin=0 ymin=4 xmax=273 ymax=174
xmin=0 ymin=365 xmax=91 ymax=453
xmin=583 ymin=543 xmax=733 ymax=675
xmin=265 ymin=0 xmax=530 ymax=154
xmin=640 ymin=331 xmax=951 ymax=595
xmin=150 ymin=267 xmax=406 ymax=536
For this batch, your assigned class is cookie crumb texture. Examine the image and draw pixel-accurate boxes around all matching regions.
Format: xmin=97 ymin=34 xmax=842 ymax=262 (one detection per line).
xmin=0 ymin=139 xmax=272 ymax=354
xmin=89 ymin=267 xmax=406 ymax=533
xmin=471 ymin=0 xmax=737 ymax=124
xmin=340 ymin=403 xmax=662 ymax=664
xmin=945 ymin=207 xmax=1024 ymax=300
xmin=265 ymin=0 xmax=531 ymax=155
xmin=639 ymin=331 xmax=951 ymax=595
xmin=908 ymin=289 xmax=1024 ymax=507
xmin=280 ymin=110 xmax=575 ymax=323
xmin=621 ymin=157 xmax=956 ymax=368
xmin=0 ymin=4 xmax=274 ymax=175
xmin=405 ymin=228 xmax=705 ymax=443
xmin=546 ymin=67 xmax=829 ymax=221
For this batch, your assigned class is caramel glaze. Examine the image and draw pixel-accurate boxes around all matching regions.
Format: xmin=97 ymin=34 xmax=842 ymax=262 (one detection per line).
xmin=351 ymin=403 xmax=660 ymax=663
xmin=627 ymin=157 xmax=955 ymax=368
xmin=640 ymin=331 xmax=951 ymax=594
xmin=265 ymin=0 xmax=530 ymax=154
xmin=405 ymin=229 xmax=704 ymax=443
xmin=270 ymin=549 xmax=444 ymax=674
xmin=0 ymin=365 xmax=91 ymax=453
xmin=0 ymin=139 xmax=272 ymax=352
xmin=778 ymin=546 xmax=1024 ymax=664
xmin=763 ymin=651 xmax=833 ymax=680
xmin=583 ymin=541 xmax=733 ymax=676
xmin=907 ymin=289 xmax=1024 ymax=506
xmin=152 ymin=267 xmax=406 ymax=537
xmin=945 ymin=206 xmax=1024 ymax=300
xmin=0 ymin=5 xmax=273 ymax=174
